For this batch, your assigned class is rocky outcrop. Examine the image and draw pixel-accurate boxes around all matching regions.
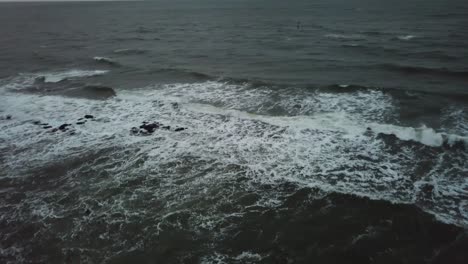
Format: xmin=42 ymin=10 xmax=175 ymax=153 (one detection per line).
xmin=131 ymin=121 xmax=187 ymax=135
xmin=31 ymin=115 xmax=98 ymax=134
xmin=29 ymin=116 xmax=188 ymax=136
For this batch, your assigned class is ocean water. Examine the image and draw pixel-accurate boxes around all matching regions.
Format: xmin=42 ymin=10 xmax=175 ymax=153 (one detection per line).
xmin=0 ymin=0 xmax=467 ymax=263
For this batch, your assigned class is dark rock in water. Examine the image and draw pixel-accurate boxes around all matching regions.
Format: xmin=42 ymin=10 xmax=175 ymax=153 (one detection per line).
xmin=84 ymin=115 xmax=94 ymax=119
xmin=363 ymin=127 xmax=373 ymax=136
xmin=59 ymin=124 xmax=71 ymax=130
xmin=140 ymin=122 xmax=160 ymax=133
xmin=376 ymin=133 xmax=401 ymax=146
xmin=131 ymin=121 xmax=185 ymax=135
xmin=63 ymin=85 xmax=116 ymax=100
xmin=6 ymin=115 xmax=12 ymax=120
xmin=132 ymin=122 xmax=168 ymax=135
xmin=76 ymin=121 xmax=86 ymax=125
xmin=51 ymin=128 xmax=58 ymax=133
xmin=43 ymin=125 xmax=52 ymax=129
xmin=33 ymin=120 xmax=48 ymax=125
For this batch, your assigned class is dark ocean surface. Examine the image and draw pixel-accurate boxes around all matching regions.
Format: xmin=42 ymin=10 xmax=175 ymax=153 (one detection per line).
xmin=0 ymin=0 xmax=467 ymax=263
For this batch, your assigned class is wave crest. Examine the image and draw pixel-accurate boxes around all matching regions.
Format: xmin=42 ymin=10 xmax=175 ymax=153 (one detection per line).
xmin=39 ymin=69 xmax=109 ymax=83
xmin=370 ymin=124 xmax=467 ymax=148
xmin=93 ymin=57 xmax=120 ymax=67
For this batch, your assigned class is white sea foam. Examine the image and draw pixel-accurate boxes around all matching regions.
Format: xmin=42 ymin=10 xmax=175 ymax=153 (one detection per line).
xmin=371 ymin=124 xmax=443 ymax=146
xmin=201 ymin=251 xmax=265 ymax=264
xmin=397 ymin=35 xmax=416 ymax=41
xmin=233 ymin=251 xmax=263 ymax=261
xmin=441 ymin=106 xmax=468 ymax=136
xmin=0 ymin=76 xmax=467 ymax=261
xmin=370 ymin=123 xmax=468 ymax=147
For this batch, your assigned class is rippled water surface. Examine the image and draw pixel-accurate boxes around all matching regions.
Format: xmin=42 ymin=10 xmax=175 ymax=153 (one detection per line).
xmin=0 ymin=0 xmax=467 ymax=263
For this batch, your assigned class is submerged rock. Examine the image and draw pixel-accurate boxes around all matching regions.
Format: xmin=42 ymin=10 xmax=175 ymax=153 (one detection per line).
xmin=34 ymin=121 xmax=54 ymax=130
xmin=140 ymin=122 xmax=160 ymax=133
xmin=58 ymin=124 xmax=71 ymax=130
xmin=84 ymin=115 xmax=94 ymax=119
xmin=132 ymin=121 xmax=184 ymax=135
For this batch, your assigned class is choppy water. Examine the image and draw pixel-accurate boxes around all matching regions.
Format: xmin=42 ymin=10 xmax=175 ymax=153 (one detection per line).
xmin=0 ymin=1 xmax=467 ymax=263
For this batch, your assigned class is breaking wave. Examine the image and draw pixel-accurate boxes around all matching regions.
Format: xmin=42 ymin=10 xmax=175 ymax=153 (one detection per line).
xmin=35 ymin=70 xmax=108 ymax=83
xmin=370 ymin=124 xmax=468 ymax=148
xmin=93 ymin=56 xmax=120 ymax=67
xmin=0 ymin=69 xmax=109 ymax=91
xmin=39 ymin=69 xmax=108 ymax=83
